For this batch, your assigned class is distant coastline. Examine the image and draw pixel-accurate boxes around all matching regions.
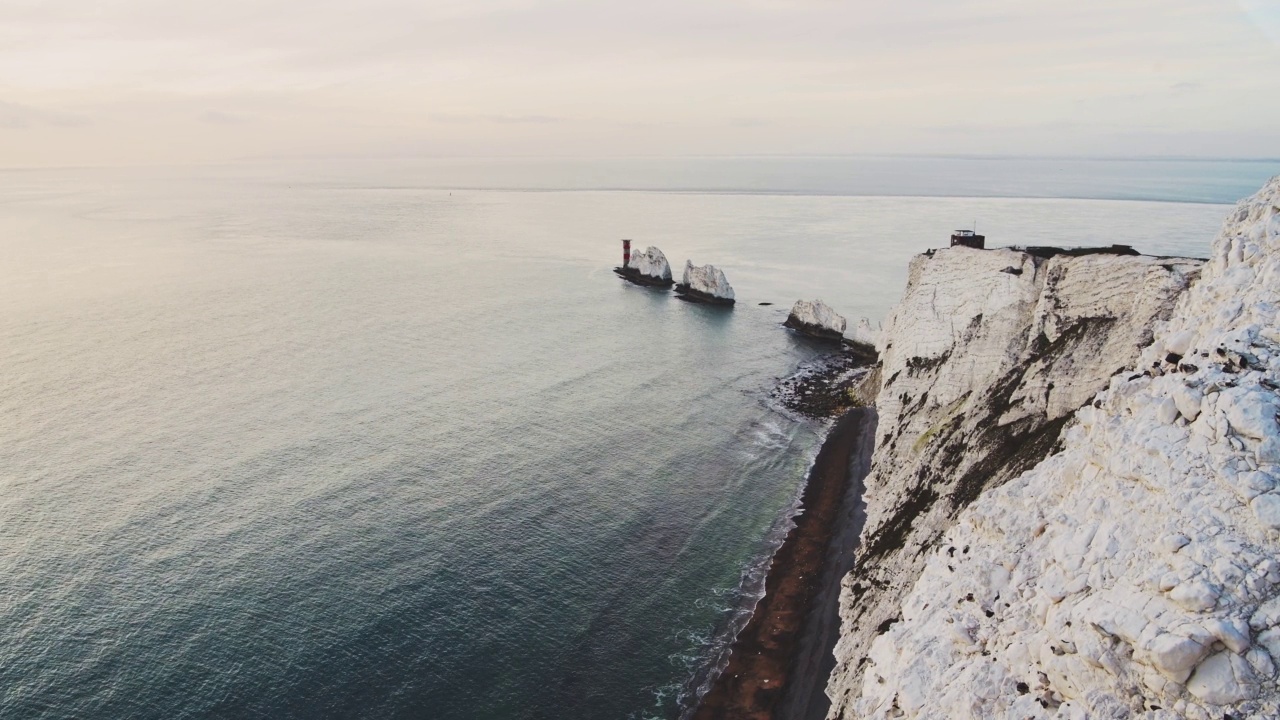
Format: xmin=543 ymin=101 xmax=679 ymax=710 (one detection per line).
xmin=160 ymin=155 xmax=1279 ymax=205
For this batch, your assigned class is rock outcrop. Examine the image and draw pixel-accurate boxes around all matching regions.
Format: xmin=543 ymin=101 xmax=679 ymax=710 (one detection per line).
xmin=615 ymin=245 xmax=674 ymax=286
xmin=849 ymin=318 xmax=880 ymax=351
xmin=822 ymin=236 xmax=1212 ymax=715
xmin=677 ymin=261 xmax=735 ymax=305
xmin=786 ymin=300 xmax=848 ymax=341
xmin=828 ymin=178 xmax=1280 ymax=719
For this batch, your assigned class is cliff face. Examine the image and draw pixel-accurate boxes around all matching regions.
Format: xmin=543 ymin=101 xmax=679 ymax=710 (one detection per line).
xmin=824 ymin=241 xmax=1208 ymax=715
xmin=829 ymin=179 xmax=1280 ymax=718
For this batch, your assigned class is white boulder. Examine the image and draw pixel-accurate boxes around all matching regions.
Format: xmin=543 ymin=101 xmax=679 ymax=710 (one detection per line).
xmin=1186 ymin=651 xmax=1259 ymax=705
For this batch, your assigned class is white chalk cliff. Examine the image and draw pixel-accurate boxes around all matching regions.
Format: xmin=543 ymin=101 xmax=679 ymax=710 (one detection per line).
xmin=627 ymin=246 xmax=673 ymax=282
xmin=834 ymin=179 xmax=1280 ymax=719
xmin=681 ymin=260 xmax=735 ymax=301
xmin=788 ymin=299 xmax=848 ymax=338
xmin=821 ymin=200 xmax=1258 ymax=715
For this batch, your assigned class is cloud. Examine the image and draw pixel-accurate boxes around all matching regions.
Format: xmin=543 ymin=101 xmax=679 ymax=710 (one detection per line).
xmin=922 ymin=121 xmax=1088 ymax=135
xmin=1 ymin=0 xmax=1279 ymax=163
xmin=0 ymin=101 xmax=89 ymax=129
xmin=429 ymin=113 xmax=564 ymax=125
xmin=1239 ymin=0 xmax=1280 ymax=46
xmin=199 ymin=109 xmax=252 ymax=124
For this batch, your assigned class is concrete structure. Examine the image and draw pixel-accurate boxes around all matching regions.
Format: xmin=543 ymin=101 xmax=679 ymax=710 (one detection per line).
xmin=950 ymin=229 xmax=986 ymax=249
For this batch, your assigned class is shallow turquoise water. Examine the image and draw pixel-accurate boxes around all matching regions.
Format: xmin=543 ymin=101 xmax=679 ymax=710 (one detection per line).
xmin=0 ymin=158 xmax=1266 ymax=719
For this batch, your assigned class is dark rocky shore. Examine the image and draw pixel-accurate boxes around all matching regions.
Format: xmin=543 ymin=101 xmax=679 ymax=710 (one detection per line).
xmin=675 ymin=284 xmax=735 ymax=306
xmin=614 ymin=266 xmax=674 ymax=287
xmin=690 ymin=406 xmax=876 ymax=720
xmin=781 ymin=317 xmax=843 ymax=342
xmin=770 ymin=348 xmax=878 ymax=419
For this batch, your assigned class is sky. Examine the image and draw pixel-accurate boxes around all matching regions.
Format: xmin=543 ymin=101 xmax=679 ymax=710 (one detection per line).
xmin=1 ymin=0 xmax=1279 ymax=166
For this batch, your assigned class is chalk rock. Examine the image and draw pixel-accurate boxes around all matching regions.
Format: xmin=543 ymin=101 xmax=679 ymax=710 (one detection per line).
xmin=850 ymin=318 xmax=880 ymax=349
xmin=827 ymin=177 xmax=1280 ymax=719
xmin=1252 ymin=493 xmax=1280 ymax=530
xmin=679 ymin=260 xmax=735 ymax=302
xmin=1165 ymin=329 xmax=1196 ymax=357
xmin=1148 ymin=633 xmax=1210 ymax=679
xmin=786 ymin=299 xmax=847 ymax=340
xmin=1221 ymin=388 xmax=1280 ymax=440
xmin=1187 ymin=652 xmax=1259 ymax=705
xmin=1172 ymin=383 xmax=1204 ymax=422
xmin=625 ymin=245 xmax=672 ymax=283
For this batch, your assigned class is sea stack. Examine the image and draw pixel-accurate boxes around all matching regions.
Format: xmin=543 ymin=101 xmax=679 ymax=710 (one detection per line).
xmin=784 ymin=299 xmax=846 ymax=341
xmin=614 ymin=245 xmax=674 ymax=287
xmin=851 ymin=317 xmax=879 ymax=344
xmin=675 ymin=260 xmax=735 ymax=305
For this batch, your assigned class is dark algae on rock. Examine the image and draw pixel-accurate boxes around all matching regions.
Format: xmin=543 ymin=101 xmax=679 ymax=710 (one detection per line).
xmin=771 ymin=349 xmax=879 ymax=421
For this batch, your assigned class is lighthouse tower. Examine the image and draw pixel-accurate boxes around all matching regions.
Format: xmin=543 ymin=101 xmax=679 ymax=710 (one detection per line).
xmin=622 ymin=239 xmax=631 ymax=267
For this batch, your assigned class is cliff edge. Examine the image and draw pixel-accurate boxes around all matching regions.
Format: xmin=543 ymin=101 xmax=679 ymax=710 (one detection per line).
xmin=824 ymin=214 xmax=1224 ymax=715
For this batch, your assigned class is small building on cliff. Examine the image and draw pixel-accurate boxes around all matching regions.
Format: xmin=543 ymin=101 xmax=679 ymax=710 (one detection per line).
xmin=950 ymin=229 xmax=986 ymax=249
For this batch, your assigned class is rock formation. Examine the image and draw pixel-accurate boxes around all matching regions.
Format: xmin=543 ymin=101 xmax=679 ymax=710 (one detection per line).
xmin=615 ymin=245 xmax=674 ymax=286
xmin=677 ymin=261 xmax=735 ymax=305
xmin=822 ymin=230 xmax=1220 ymax=715
xmin=827 ymin=177 xmax=1280 ymax=718
xmin=849 ymin=318 xmax=880 ymax=351
xmin=786 ymin=300 xmax=848 ymax=341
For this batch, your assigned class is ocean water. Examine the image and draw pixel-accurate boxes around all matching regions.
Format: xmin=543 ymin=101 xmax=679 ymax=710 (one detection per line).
xmin=0 ymin=157 xmax=1271 ymax=719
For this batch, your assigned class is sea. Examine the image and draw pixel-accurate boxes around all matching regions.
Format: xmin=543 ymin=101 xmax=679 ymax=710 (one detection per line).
xmin=0 ymin=156 xmax=1274 ymax=720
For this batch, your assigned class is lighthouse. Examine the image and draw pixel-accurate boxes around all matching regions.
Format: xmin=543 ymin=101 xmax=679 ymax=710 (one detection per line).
xmin=622 ymin=239 xmax=631 ymax=267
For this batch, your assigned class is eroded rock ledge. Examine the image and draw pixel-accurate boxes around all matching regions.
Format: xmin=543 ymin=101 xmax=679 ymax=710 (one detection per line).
xmin=823 ymin=234 xmax=1214 ymax=716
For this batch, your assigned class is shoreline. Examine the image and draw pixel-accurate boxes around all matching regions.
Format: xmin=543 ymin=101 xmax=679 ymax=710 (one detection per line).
xmin=689 ymin=407 xmax=877 ymax=720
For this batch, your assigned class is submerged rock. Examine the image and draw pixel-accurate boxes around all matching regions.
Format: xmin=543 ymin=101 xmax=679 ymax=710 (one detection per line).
xmin=770 ymin=349 xmax=878 ymax=419
xmin=785 ymin=299 xmax=847 ymax=341
xmin=614 ymin=245 xmax=673 ymax=286
xmin=676 ymin=260 xmax=735 ymax=305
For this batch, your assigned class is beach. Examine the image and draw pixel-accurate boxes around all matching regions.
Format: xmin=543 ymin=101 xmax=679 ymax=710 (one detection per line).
xmin=690 ymin=407 xmax=877 ymax=720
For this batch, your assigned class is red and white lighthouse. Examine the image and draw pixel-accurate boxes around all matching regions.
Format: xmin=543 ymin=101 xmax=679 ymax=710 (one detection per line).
xmin=622 ymin=239 xmax=631 ymax=267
